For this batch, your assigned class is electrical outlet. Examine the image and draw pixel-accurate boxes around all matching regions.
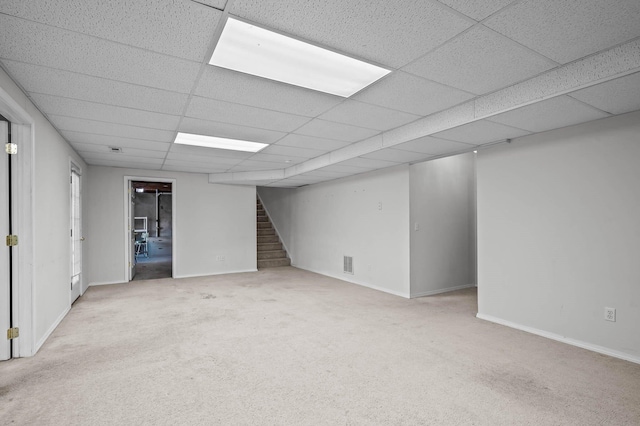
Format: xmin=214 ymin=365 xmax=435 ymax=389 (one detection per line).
xmin=414 ymin=222 xmax=420 ymax=231
xmin=378 ymin=202 xmax=382 ymax=210
xmin=604 ymin=307 xmax=616 ymax=322
xmin=216 ymin=255 xmax=225 ymax=262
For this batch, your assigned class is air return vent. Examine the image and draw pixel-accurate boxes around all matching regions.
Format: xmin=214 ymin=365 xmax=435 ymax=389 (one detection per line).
xmin=343 ymin=256 xmax=353 ymax=274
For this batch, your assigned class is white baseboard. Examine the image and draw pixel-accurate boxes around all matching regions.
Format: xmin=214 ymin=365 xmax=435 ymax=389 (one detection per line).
xmin=293 ymin=264 xmax=410 ymax=299
xmin=411 ymin=283 xmax=476 ymax=298
xmin=476 ymin=313 xmax=640 ymax=365
xmin=34 ymin=306 xmax=70 ymax=354
xmin=89 ymin=280 xmax=127 ymax=287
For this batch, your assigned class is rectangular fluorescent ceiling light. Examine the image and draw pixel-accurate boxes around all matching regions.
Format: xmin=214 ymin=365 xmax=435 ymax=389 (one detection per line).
xmin=209 ymin=17 xmax=391 ymax=97
xmin=174 ymin=132 xmax=268 ymax=153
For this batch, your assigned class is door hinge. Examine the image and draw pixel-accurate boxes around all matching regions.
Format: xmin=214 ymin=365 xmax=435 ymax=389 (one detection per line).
xmin=7 ymin=327 xmax=19 ymax=340
xmin=5 ymin=143 xmax=17 ymax=154
xmin=5 ymin=235 xmax=18 ymax=246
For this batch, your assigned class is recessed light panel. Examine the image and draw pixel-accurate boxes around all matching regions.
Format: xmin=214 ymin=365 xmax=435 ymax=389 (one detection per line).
xmin=209 ymin=18 xmax=391 ymax=97
xmin=174 ymin=132 xmax=268 ymax=152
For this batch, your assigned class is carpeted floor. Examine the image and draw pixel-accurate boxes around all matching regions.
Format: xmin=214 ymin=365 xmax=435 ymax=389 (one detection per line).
xmin=1 ymin=267 xmax=639 ymax=425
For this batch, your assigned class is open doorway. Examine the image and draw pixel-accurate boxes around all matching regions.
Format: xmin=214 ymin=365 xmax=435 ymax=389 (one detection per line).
xmin=130 ymin=181 xmax=173 ymax=281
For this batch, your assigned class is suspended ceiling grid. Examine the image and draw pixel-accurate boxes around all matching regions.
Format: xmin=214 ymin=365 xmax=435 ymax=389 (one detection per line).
xmin=0 ymin=0 xmax=639 ymax=187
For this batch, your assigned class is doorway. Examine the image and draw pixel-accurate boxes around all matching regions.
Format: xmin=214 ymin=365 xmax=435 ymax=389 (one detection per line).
xmin=70 ymin=163 xmax=82 ymax=303
xmin=0 ymin=88 xmax=35 ymax=358
xmin=129 ymin=180 xmax=173 ymax=281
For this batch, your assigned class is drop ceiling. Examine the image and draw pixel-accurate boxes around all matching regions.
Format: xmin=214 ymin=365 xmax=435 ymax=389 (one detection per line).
xmin=0 ymin=0 xmax=639 ymax=188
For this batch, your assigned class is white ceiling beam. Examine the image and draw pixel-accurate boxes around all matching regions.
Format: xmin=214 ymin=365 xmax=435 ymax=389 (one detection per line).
xmin=209 ymin=38 xmax=640 ymax=185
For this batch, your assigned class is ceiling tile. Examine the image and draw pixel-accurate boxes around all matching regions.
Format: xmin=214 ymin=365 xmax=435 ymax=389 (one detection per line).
xmin=85 ymin=158 xmax=162 ymax=170
xmin=569 ymin=72 xmax=640 ymax=115
xmin=484 ymin=0 xmax=640 ymax=64
xmin=193 ymin=0 xmax=227 ymax=9
xmin=195 ymin=66 xmax=343 ymax=117
xmin=81 ymin=152 xmax=164 ymax=166
xmin=487 ymin=96 xmax=610 ymax=132
xmin=30 ymin=94 xmax=181 ymax=131
xmin=0 ymin=15 xmax=201 ymax=93
xmin=230 ymin=0 xmax=473 ymax=68
xmin=403 ymin=26 xmax=556 ymax=95
xmin=162 ymin=160 xmax=230 ymax=173
xmin=353 ymin=71 xmax=474 ymax=116
xmin=361 ymin=148 xmax=433 ymax=163
xmin=0 ymin=0 xmax=222 ymax=62
xmin=336 ymin=157 xmax=399 ymax=169
xmin=294 ymin=119 xmax=379 ymax=143
xmin=432 ymin=120 xmax=530 ymax=144
xmin=50 ymin=116 xmax=175 ymax=142
xmin=229 ymin=161 xmax=285 ymax=172
xmin=393 ymin=136 xmax=475 ymax=155
xmin=162 ymin=164 xmax=228 ymax=174
xmin=61 ymin=131 xmax=171 ymax=151
xmin=318 ymin=100 xmax=420 ymax=131
xmin=73 ymin=143 xmax=167 ymax=159
xmin=186 ymin=96 xmax=311 ymax=133
xmin=2 ymin=61 xmax=189 ymax=115
xmin=274 ymin=134 xmax=350 ymax=151
xmin=167 ymin=143 xmax=255 ymax=160
xmin=165 ymin=153 xmax=245 ymax=166
xmin=438 ymin=0 xmax=515 ymax=21
xmin=248 ymin=153 xmax=306 ymax=165
xmin=259 ymin=145 xmax=326 ymax=159
xmin=180 ymin=117 xmax=286 ymax=144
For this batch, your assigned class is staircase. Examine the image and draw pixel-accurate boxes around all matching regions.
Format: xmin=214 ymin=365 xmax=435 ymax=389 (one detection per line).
xmin=257 ymin=198 xmax=291 ymax=268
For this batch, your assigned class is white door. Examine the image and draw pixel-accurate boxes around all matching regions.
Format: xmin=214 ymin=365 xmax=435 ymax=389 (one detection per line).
xmin=1 ymin=121 xmax=11 ymax=360
xmin=128 ymin=181 xmax=136 ymax=280
xmin=70 ymin=166 xmax=82 ymax=303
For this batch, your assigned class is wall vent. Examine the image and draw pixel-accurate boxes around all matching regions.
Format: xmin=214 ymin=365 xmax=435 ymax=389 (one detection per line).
xmin=343 ymin=256 xmax=353 ymax=274
xmin=109 ymin=146 xmax=122 ymax=153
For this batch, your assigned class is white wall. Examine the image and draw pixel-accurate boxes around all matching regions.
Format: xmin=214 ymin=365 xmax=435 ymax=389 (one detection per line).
xmin=410 ymin=153 xmax=476 ymax=297
xmin=477 ymin=111 xmax=640 ymax=362
xmin=86 ymin=167 xmax=257 ymax=284
xmin=261 ymin=165 xmax=411 ymax=297
xmin=0 ymin=66 xmax=88 ymax=351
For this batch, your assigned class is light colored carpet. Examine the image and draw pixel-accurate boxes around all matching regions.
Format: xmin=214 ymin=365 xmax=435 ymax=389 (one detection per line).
xmin=1 ymin=267 xmax=639 ymax=425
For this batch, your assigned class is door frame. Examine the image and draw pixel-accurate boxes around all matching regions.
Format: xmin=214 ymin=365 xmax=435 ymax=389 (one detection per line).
xmin=0 ymin=86 xmax=35 ymax=357
xmin=69 ymin=160 xmax=83 ymax=303
xmin=123 ymin=176 xmax=176 ymax=281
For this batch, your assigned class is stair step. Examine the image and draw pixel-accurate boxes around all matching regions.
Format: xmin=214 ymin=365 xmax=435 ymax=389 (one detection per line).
xmin=257 ymin=208 xmax=265 ymax=214
xmin=258 ymin=242 xmax=282 ymax=251
xmin=257 ymin=228 xmax=275 ymax=236
xmin=258 ymin=258 xmax=291 ymax=268
xmin=257 ymin=250 xmax=287 ymax=260
xmin=257 ymin=222 xmax=273 ymax=229
xmin=257 ymin=215 xmax=269 ymax=222
xmin=258 ymin=235 xmax=279 ymax=244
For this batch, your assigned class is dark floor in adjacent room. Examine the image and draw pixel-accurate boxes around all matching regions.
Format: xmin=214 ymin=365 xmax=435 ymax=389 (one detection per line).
xmin=133 ymin=236 xmax=172 ymax=281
